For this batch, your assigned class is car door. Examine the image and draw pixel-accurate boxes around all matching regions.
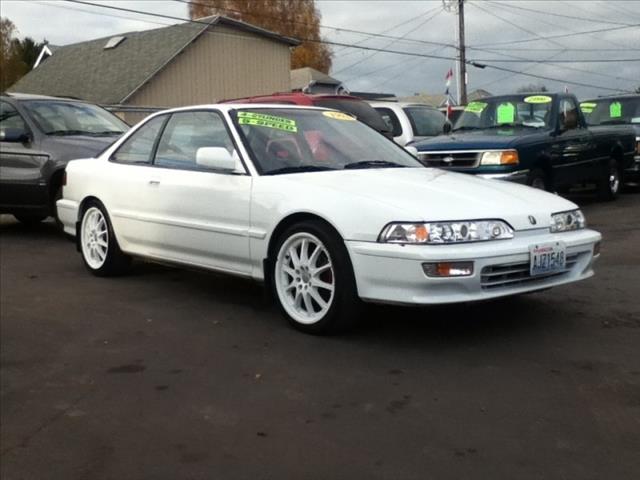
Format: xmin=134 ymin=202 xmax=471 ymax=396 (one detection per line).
xmin=147 ymin=110 xmax=252 ymax=275
xmin=105 ymin=114 xmax=169 ymax=253
xmin=0 ymin=100 xmax=49 ymax=212
xmin=551 ymin=97 xmax=594 ymax=186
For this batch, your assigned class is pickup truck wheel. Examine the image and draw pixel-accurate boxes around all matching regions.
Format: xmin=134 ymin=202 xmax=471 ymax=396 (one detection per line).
xmin=14 ymin=214 xmax=47 ymax=225
xmin=271 ymin=220 xmax=361 ymax=335
xmin=597 ymin=158 xmax=621 ymax=201
xmin=527 ymin=169 xmax=549 ymax=191
xmin=80 ymin=201 xmax=131 ymax=276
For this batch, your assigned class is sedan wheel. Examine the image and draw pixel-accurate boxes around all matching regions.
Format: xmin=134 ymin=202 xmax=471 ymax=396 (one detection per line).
xmin=275 ymin=232 xmax=335 ymax=325
xmin=80 ymin=202 xmax=131 ymax=276
xmin=272 ymin=221 xmax=361 ymax=334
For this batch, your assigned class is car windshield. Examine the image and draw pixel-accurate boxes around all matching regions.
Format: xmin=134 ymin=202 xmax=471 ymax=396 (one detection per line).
xmin=403 ymin=106 xmax=446 ymax=137
xmin=453 ymin=94 xmax=554 ymax=131
xmin=232 ymin=108 xmax=422 ymax=175
xmin=581 ymin=97 xmax=640 ymax=126
xmin=22 ymin=100 xmax=129 ymax=136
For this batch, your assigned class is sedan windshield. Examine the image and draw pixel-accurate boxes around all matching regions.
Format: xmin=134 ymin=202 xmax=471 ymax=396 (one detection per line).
xmin=403 ymin=106 xmax=445 ymax=137
xmin=581 ymin=97 xmax=640 ymax=126
xmin=232 ymin=108 xmax=422 ymax=175
xmin=454 ymin=94 xmax=554 ymax=131
xmin=22 ymin=100 xmax=129 ymax=136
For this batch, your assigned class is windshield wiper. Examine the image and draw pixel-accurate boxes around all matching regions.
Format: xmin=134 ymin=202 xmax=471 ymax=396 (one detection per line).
xmin=264 ymin=165 xmax=336 ymax=175
xmin=343 ymin=160 xmax=407 ymax=170
xmin=46 ymin=129 xmax=124 ymax=136
xmin=483 ymin=123 xmax=543 ymax=130
xmin=451 ymin=125 xmax=480 ymax=132
xmin=598 ymin=119 xmax=628 ymax=125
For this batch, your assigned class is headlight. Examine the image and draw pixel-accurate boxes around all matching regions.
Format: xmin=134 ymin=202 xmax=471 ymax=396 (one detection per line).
xmin=550 ymin=209 xmax=585 ymax=233
xmin=379 ymin=220 xmax=514 ymax=244
xmin=480 ymin=150 xmax=519 ymax=165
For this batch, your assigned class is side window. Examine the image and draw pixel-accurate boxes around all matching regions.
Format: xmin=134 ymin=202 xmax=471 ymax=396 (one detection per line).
xmin=375 ymin=108 xmax=402 ymax=137
xmin=0 ymin=102 xmax=28 ymax=132
xmin=154 ymin=111 xmax=234 ymax=170
xmin=559 ymin=99 xmax=579 ymax=131
xmin=111 ymin=115 xmax=166 ymax=164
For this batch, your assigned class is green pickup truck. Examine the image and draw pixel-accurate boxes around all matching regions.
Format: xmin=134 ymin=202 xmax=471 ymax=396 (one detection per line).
xmin=414 ymin=93 xmax=637 ymax=200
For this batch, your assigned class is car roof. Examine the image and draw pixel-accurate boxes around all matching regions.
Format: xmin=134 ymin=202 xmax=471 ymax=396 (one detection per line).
xmin=369 ymin=101 xmax=437 ymax=109
xmin=1 ymin=92 xmax=86 ymax=102
xmin=151 ymin=103 xmax=341 ymax=115
xmin=581 ymin=94 xmax=640 ymax=102
xmin=222 ymin=92 xmax=366 ymax=103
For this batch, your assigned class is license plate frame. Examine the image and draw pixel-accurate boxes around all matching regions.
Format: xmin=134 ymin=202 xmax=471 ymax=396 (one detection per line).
xmin=529 ymin=241 xmax=566 ymax=277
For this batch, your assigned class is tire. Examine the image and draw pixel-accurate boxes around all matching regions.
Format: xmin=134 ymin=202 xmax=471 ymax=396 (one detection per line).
xmin=527 ymin=168 xmax=549 ymax=191
xmin=14 ymin=213 xmax=47 ymax=225
xmin=271 ymin=220 xmax=361 ymax=335
xmin=597 ymin=157 xmax=621 ymax=201
xmin=79 ymin=201 xmax=131 ymax=276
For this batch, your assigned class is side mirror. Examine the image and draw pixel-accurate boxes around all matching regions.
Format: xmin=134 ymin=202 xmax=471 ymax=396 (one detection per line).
xmin=196 ymin=147 xmax=239 ymax=172
xmin=443 ymin=121 xmax=452 ymax=134
xmin=0 ymin=128 xmax=30 ymax=143
xmin=404 ymin=145 xmax=418 ymax=157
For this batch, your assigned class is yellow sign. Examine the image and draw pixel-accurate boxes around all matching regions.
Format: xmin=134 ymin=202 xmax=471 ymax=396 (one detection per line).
xmin=238 ymin=112 xmax=297 ymax=132
xmin=524 ymin=95 xmax=552 ymax=104
xmin=465 ymin=102 xmax=487 ymax=113
xmin=323 ymin=111 xmax=356 ymax=121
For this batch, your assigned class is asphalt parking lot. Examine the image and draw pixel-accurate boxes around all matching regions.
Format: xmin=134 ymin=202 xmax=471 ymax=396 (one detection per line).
xmin=1 ymin=192 xmax=639 ymax=480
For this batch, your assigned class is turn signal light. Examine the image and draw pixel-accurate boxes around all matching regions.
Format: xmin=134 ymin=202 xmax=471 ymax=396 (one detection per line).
xmin=423 ymin=261 xmax=474 ymax=277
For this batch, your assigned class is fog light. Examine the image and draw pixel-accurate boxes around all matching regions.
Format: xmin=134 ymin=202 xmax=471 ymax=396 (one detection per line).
xmin=423 ymin=261 xmax=474 ymax=277
xmin=593 ymin=241 xmax=601 ymax=256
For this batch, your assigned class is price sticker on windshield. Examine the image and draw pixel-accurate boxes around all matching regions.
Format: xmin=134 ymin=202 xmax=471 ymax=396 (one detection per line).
xmin=524 ymin=95 xmax=552 ymax=104
xmin=497 ymin=102 xmax=515 ymax=124
xmin=323 ymin=111 xmax=356 ymax=121
xmin=609 ymin=101 xmax=622 ymax=118
xmin=238 ymin=112 xmax=298 ymax=132
xmin=580 ymin=102 xmax=596 ymax=113
xmin=465 ymin=102 xmax=487 ymax=113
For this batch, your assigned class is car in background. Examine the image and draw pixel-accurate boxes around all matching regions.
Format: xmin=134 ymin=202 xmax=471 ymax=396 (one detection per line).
xmin=414 ymin=93 xmax=636 ymax=200
xmin=58 ymin=104 xmax=601 ymax=334
xmin=0 ymin=93 xmax=129 ymax=225
xmin=369 ymin=101 xmax=446 ymax=146
xmin=580 ymin=94 xmax=640 ymax=185
xmin=439 ymin=105 xmax=465 ymax=125
xmin=222 ymin=92 xmax=393 ymax=139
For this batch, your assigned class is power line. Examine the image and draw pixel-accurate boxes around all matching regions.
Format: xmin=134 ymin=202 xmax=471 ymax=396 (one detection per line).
xmin=59 ymin=0 xmax=635 ymax=93
xmin=332 ymin=8 xmax=444 ymax=76
xmin=487 ymin=0 xmax=636 ymax=26
xmin=172 ymin=0 xmax=457 ymax=50
xmin=470 ymin=58 xmax=640 ymax=64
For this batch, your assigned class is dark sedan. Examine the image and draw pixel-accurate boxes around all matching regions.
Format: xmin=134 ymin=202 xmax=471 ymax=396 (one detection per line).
xmin=0 ymin=93 xmax=129 ymax=225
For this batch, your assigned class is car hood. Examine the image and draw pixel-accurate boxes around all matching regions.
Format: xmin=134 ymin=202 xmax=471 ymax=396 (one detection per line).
xmin=413 ymin=130 xmax=524 ymax=151
xmin=269 ymin=168 xmax=578 ymax=235
xmin=42 ymin=135 xmax=121 ymax=161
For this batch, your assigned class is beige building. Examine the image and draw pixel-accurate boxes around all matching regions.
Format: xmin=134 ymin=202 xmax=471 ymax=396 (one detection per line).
xmin=10 ymin=16 xmax=299 ymax=124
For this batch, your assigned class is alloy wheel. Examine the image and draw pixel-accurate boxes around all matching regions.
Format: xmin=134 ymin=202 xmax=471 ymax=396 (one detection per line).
xmin=81 ymin=207 xmax=109 ymax=269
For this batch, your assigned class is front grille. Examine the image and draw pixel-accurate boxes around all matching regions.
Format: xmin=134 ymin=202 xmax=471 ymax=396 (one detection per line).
xmin=417 ymin=151 xmax=480 ymax=168
xmin=480 ymin=253 xmax=581 ymax=290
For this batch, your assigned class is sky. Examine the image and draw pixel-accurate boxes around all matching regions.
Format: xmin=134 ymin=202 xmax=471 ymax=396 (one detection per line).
xmin=2 ymin=0 xmax=639 ymax=101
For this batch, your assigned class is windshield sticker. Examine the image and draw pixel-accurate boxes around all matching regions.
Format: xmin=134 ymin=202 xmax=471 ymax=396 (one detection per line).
xmin=524 ymin=95 xmax=552 ymax=104
xmin=580 ymin=102 xmax=597 ymax=113
xmin=497 ymin=103 xmax=515 ymax=124
xmin=238 ymin=112 xmax=298 ymax=132
xmin=609 ymin=101 xmax=622 ymax=118
xmin=323 ymin=111 xmax=356 ymax=121
xmin=464 ymin=102 xmax=487 ymax=114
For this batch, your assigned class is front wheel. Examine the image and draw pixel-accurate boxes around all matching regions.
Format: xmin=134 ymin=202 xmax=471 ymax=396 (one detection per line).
xmin=271 ymin=221 xmax=361 ymax=334
xmin=80 ymin=201 xmax=131 ymax=276
xmin=597 ymin=158 xmax=621 ymax=201
xmin=527 ymin=169 xmax=549 ymax=191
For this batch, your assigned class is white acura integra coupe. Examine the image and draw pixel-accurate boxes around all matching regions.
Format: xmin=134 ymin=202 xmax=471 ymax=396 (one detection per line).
xmin=57 ymin=105 xmax=601 ymax=334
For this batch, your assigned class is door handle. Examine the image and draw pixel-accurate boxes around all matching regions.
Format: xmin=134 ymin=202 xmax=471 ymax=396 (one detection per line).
xmin=148 ymin=179 xmax=160 ymax=186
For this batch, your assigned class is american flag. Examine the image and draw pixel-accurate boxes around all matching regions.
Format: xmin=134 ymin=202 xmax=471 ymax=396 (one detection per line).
xmin=444 ymin=68 xmax=454 ymax=120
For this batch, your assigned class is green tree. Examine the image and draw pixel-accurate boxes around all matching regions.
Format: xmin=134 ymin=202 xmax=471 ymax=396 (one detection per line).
xmin=189 ymin=0 xmax=333 ymax=73
xmin=0 ymin=17 xmax=44 ymax=90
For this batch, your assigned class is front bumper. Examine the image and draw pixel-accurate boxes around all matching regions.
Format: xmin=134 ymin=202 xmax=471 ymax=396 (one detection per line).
xmin=56 ymin=198 xmax=79 ymax=236
xmin=478 ymin=169 xmax=529 ymax=184
xmin=347 ymin=228 xmax=601 ymax=305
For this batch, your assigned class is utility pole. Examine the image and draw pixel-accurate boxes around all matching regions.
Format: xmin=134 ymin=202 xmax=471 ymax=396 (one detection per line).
xmin=457 ymin=0 xmax=467 ymax=105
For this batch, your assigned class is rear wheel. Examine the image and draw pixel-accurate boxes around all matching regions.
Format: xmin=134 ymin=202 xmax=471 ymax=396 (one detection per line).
xmin=597 ymin=157 xmax=621 ymax=201
xmin=271 ymin=220 xmax=361 ymax=334
xmin=80 ymin=201 xmax=131 ymax=276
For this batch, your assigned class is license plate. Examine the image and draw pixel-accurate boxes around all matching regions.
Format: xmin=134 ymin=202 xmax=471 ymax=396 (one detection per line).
xmin=529 ymin=242 xmax=566 ymax=276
